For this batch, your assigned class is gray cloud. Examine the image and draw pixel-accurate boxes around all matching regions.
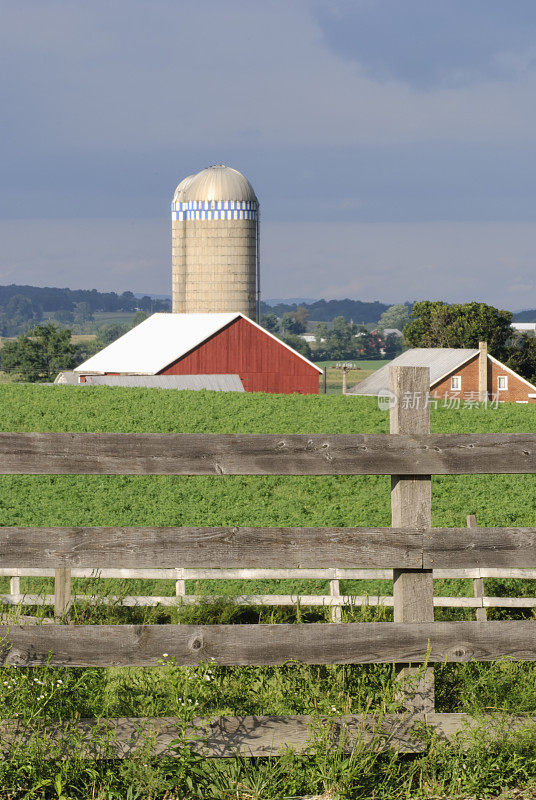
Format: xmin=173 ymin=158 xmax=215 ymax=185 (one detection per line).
xmin=2 ymin=1 xmax=536 ymax=305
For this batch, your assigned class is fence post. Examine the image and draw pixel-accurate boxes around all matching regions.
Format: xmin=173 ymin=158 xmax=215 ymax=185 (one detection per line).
xmin=467 ymin=514 xmax=487 ymax=621
xmin=329 ymin=578 xmax=342 ymax=622
xmin=390 ymin=365 xmax=434 ymax=714
xmin=9 ymin=576 xmax=21 ymax=605
xmin=54 ymin=568 xmax=71 ymax=620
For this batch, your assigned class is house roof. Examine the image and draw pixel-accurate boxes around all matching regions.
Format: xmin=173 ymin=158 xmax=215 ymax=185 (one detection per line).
xmin=81 ymin=374 xmax=245 ymax=391
xmin=348 ymin=348 xmax=479 ymax=396
xmin=75 ymin=313 xmax=322 ymax=375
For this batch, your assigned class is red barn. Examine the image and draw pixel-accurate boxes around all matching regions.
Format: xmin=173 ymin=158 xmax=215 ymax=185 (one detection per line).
xmin=75 ymin=313 xmax=321 ymax=394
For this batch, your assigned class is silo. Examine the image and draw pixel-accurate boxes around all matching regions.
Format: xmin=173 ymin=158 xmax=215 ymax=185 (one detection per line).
xmin=171 ymin=165 xmax=259 ymax=319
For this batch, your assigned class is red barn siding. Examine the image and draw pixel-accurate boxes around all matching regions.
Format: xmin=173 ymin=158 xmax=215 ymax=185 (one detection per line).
xmin=159 ymin=317 xmax=319 ymax=394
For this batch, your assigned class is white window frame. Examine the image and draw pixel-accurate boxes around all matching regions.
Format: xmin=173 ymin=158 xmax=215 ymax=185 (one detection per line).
xmin=497 ymin=375 xmax=508 ymax=391
xmin=450 ymin=375 xmax=461 ymax=391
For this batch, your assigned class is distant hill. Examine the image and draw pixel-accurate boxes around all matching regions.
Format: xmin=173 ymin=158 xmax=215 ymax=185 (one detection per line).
xmin=260 ymin=298 xmax=390 ymax=323
xmin=513 ymin=309 xmax=536 ymax=322
xmin=0 ymin=284 xmax=389 ymax=324
xmin=0 ymin=284 xmax=170 ymax=313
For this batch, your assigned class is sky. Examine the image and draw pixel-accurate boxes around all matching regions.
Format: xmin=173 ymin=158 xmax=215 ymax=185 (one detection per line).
xmin=2 ymin=0 xmax=536 ymax=308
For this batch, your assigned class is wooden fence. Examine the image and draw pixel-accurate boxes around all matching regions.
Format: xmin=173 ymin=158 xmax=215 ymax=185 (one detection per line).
xmin=4 ymin=558 xmax=536 ymax=623
xmin=2 ymin=364 xmax=536 ymax=757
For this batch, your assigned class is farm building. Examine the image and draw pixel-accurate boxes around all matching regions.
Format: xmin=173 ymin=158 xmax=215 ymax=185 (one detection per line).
xmin=349 ymin=342 xmax=536 ymax=403
xmin=75 ymin=313 xmax=322 ymax=394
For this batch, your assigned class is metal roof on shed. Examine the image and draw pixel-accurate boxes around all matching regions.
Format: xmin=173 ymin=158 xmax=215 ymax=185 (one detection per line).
xmin=348 ymin=348 xmax=479 ymax=396
xmin=82 ymin=374 xmax=245 ymax=391
xmin=75 ymin=313 xmax=322 ymax=375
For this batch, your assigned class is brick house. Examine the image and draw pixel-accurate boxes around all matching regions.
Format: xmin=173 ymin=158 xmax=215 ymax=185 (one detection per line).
xmin=349 ymin=343 xmax=536 ymax=404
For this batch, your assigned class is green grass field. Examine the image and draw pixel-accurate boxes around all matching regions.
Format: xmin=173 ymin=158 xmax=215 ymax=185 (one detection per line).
xmin=2 ymin=386 xmax=536 ymax=797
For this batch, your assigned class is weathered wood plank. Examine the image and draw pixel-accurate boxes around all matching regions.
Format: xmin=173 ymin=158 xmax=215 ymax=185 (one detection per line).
xmin=424 ymin=526 xmax=536 ymax=569
xmin=1 ymin=712 xmax=535 ymax=758
xmin=391 ymin=366 xmax=434 ymax=714
xmin=1 ymin=593 xmax=534 ymax=609
xmin=2 ymin=565 xmax=536 ymax=580
xmin=1 ymin=621 xmax=535 ymax=666
xmin=2 ymin=431 xmax=536 ymax=475
xmin=54 ymin=568 xmax=71 ymax=620
xmin=0 ymin=526 xmax=423 ymax=569
xmin=467 ymin=514 xmax=487 ymax=622
xmin=5 ymin=524 xmax=536 ymax=570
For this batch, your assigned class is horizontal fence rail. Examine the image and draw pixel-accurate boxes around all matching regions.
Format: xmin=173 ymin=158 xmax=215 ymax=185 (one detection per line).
xmin=3 ymin=712 xmax=535 ymax=758
xmin=3 ymin=567 xmax=536 ymax=580
xmin=2 ymin=526 xmax=536 ymax=569
xmin=2 ymin=431 xmax=536 ymax=475
xmin=3 ymin=593 xmax=536 ymax=610
xmin=1 ymin=622 xmax=536 ymax=667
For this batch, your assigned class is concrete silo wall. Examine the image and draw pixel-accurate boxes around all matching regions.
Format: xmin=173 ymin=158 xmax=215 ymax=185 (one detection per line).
xmin=172 ymin=216 xmax=258 ymax=319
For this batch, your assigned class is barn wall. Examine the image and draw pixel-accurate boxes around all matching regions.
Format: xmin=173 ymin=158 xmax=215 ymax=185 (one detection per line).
xmin=160 ymin=317 xmax=319 ymax=394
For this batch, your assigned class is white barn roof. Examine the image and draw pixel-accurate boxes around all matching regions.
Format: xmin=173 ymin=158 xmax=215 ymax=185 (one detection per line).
xmin=75 ymin=313 xmax=322 ymax=375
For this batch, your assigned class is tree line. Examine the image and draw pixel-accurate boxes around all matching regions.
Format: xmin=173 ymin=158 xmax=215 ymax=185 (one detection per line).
xmin=0 ymin=284 xmax=170 ymax=336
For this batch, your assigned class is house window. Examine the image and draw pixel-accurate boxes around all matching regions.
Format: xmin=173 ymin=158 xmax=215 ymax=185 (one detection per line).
xmin=450 ymin=375 xmax=461 ymax=391
xmin=497 ymin=375 xmax=508 ymax=391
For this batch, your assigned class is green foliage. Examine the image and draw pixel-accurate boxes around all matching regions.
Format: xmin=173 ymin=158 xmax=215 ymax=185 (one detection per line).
xmin=130 ymin=310 xmax=147 ymax=328
xmin=279 ymin=332 xmax=312 ymax=357
xmin=281 ymin=307 xmax=308 ymax=335
xmin=377 ymin=303 xmax=411 ymax=332
xmin=507 ymin=333 xmax=536 ymax=386
xmin=53 ymin=310 xmax=74 ymax=325
xmin=259 ymin=312 xmax=279 ymax=334
xmin=0 ymin=294 xmax=43 ymax=336
xmin=404 ymin=300 xmax=513 ymax=358
xmin=94 ymin=322 xmax=128 ymax=348
xmin=315 ymin=316 xmax=387 ymax=360
xmin=1 ymin=323 xmax=76 ymax=382
xmin=73 ymin=301 xmax=94 ymax=326
xmin=262 ymin=297 xmax=389 ymax=323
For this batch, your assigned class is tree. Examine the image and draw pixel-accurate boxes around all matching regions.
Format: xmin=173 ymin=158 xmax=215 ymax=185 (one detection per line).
xmin=280 ymin=333 xmax=312 ymax=359
xmin=54 ymin=309 xmax=74 ymax=325
xmin=313 ymin=322 xmax=328 ymax=345
xmin=1 ymin=323 xmax=76 ymax=381
xmin=95 ymin=323 xmax=128 ymax=348
xmin=384 ymin=332 xmax=404 ymax=359
xmin=260 ymin=313 xmax=279 ymax=334
xmin=404 ymin=301 xmax=512 ymax=359
xmin=506 ymin=333 xmax=536 ymax=384
xmin=281 ymin=312 xmax=306 ymax=336
xmin=73 ymin=302 xmax=94 ymax=326
xmin=0 ymin=294 xmax=42 ymax=336
xmin=378 ymin=303 xmax=411 ymax=332
xmin=130 ymin=310 xmax=148 ymax=328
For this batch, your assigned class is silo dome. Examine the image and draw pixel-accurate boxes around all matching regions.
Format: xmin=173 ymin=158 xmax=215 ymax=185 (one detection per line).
xmin=178 ymin=165 xmax=258 ymax=204
xmin=172 ymin=173 xmax=196 ymax=204
xmin=171 ymin=165 xmax=259 ymax=319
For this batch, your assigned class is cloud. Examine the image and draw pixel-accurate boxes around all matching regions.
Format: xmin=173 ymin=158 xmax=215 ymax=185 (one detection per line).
xmin=2 ymin=0 xmax=536 ymax=165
